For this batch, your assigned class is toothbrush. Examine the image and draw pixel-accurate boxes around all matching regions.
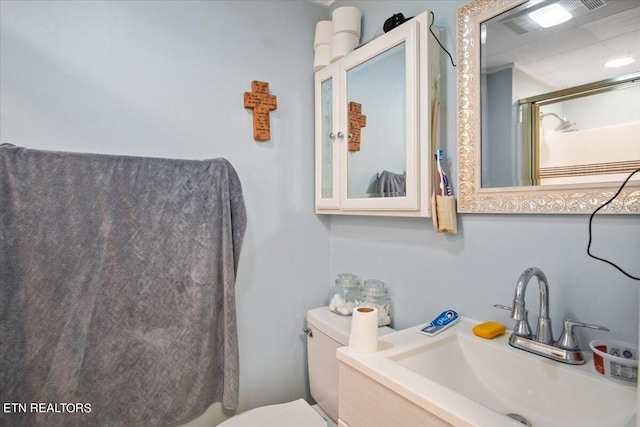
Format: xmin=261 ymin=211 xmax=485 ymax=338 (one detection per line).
xmin=443 ymin=174 xmax=452 ymax=196
xmin=435 ymin=153 xmax=445 ymax=196
xmin=436 ymin=150 xmax=452 ymax=196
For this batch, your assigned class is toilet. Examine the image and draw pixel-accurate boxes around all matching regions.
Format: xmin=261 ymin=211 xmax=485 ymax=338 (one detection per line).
xmin=218 ymin=306 xmax=395 ymax=427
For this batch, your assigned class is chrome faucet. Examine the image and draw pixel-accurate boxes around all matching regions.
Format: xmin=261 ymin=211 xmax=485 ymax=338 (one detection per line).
xmin=496 ymin=267 xmax=609 ymax=365
xmin=512 ymin=267 xmax=553 ymax=344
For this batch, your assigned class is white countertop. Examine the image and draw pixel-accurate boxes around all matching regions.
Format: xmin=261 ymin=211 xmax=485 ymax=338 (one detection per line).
xmin=336 ymin=317 xmax=637 ymax=427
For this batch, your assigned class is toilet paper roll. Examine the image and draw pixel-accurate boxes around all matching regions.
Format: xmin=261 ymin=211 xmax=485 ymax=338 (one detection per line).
xmin=332 ymin=6 xmax=361 ymax=36
xmin=348 ymin=307 xmax=378 ymax=353
xmin=314 ymin=20 xmax=333 ymax=49
xmin=314 ymin=44 xmax=330 ymax=72
xmin=330 ymin=31 xmax=359 ymax=63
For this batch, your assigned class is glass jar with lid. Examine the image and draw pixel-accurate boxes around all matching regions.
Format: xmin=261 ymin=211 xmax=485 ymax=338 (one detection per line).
xmin=329 ymin=273 xmax=361 ymax=316
xmin=356 ymin=279 xmax=392 ymax=326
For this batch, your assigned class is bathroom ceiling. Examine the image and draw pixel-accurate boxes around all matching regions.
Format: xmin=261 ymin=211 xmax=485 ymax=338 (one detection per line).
xmin=308 ymin=0 xmax=336 ymax=8
xmin=483 ymin=0 xmax=640 ymax=89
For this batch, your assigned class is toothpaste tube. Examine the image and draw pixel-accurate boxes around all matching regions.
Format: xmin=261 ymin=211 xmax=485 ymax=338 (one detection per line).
xmin=417 ymin=309 xmax=459 ymax=336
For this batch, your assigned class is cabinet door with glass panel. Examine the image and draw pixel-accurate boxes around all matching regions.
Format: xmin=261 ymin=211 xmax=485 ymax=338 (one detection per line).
xmin=314 ymin=12 xmax=438 ymax=217
xmin=315 ymin=63 xmax=340 ymax=209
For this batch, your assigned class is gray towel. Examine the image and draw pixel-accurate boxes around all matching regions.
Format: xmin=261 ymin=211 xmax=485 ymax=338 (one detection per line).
xmin=373 ymin=170 xmax=406 ymax=197
xmin=0 ymin=144 xmax=246 ymax=427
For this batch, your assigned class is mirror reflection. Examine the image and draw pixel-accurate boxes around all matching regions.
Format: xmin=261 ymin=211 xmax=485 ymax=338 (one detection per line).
xmin=481 ymin=0 xmax=640 ymax=189
xmin=532 ymin=77 xmax=640 ymax=186
xmin=347 ymin=43 xmax=406 ymax=199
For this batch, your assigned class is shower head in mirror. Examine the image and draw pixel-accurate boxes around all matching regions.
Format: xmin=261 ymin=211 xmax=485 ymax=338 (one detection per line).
xmin=541 ymin=112 xmax=576 ymax=131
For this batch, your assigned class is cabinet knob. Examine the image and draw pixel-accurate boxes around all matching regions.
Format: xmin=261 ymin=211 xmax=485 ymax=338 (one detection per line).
xmin=337 ymin=131 xmax=345 ymax=139
xmin=329 ymin=132 xmax=336 ymax=140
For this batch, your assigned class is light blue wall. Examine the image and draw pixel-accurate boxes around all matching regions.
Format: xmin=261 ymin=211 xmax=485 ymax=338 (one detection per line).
xmin=331 ymin=1 xmax=639 ymax=345
xmin=0 ymin=1 xmax=330 ymax=424
xmin=484 ymin=68 xmax=514 ymax=188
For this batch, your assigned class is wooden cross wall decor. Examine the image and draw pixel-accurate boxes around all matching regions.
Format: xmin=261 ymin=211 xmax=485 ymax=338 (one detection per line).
xmin=348 ymin=102 xmax=366 ymax=152
xmin=244 ymin=80 xmax=277 ymax=141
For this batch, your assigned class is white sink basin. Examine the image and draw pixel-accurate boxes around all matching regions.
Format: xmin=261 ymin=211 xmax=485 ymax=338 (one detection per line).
xmin=337 ymin=317 xmax=637 ymax=427
xmin=391 ymin=332 xmax=636 ymax=427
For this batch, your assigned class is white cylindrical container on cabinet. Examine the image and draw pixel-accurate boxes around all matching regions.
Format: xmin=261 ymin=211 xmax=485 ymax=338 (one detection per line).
xmin=330 ymin=31 xmax=359 ymax=63
xmin=314 ymin=44 xmax=331 ymax=71
xmin=332 ymin=6 xmax=361 ymax=36
xmin=314 ymin=20 xmax=333 ymax=49
xmin=314 ymin=20 xmax=332 ymax=71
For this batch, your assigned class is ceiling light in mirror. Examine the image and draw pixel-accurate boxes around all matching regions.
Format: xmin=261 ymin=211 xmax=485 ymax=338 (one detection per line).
xmin=528 ymin=4 xmax=572 ymax=28
xmin=604 ymin=57 xmax=635 ymax=68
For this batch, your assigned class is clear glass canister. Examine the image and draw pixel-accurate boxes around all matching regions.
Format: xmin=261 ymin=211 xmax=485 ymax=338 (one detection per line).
xmin=356 ymin=279 xmax=392 ymax=326
xmin=329 ymin=273 xmax=361 ymax=316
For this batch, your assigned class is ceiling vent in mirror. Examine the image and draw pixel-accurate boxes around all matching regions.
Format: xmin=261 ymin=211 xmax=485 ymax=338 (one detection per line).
xmin=500 ymin=0 xmax=609 ymax=35
xmin=562 ymin=0 xmax=609 ymax=14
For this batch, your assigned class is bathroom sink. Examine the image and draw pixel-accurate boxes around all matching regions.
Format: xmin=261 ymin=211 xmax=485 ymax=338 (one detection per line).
xmin=337 ymin=317 xmax=637 ymax=427
xmin=390 ymin=332 xmax=636 ymax=427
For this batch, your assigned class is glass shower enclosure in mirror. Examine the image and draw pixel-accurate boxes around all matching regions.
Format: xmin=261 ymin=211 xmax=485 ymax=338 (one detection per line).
xmin=522 ymin=74 xmax=640 ymax=187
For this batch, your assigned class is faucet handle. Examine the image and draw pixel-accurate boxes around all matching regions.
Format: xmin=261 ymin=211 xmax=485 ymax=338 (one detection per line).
xmin=494 ymin=304 xmax=532 ymax=337
xmin=556 ymin=319 xmax=609 ymax=350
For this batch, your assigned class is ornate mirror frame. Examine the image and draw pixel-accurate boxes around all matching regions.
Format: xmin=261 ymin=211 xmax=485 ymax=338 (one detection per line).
xmin=456 ymin=0 xmax=640 ymax=214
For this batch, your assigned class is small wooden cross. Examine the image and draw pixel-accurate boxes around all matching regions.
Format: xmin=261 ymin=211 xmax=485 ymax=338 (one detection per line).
xmin=348 ymin=102 xmax=366 ymax=151
xmin=244 ymin=81 xmax=277 ymax=141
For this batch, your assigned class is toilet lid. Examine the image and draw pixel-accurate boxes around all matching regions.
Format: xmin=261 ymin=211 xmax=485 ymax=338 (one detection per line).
xmin=217 ymin=399 xmax=327 ymax=427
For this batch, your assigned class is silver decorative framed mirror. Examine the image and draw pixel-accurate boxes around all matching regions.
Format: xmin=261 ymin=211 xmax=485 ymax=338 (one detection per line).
xmin=456 ymin=0 xmax=640 ymax=214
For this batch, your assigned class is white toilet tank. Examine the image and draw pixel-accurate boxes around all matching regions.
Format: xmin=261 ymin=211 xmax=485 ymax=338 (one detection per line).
xmin=306 ymin=306 xmax=394 ymax=424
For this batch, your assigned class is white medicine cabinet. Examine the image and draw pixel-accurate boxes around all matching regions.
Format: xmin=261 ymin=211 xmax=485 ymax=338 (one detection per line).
xmin=314 ymin=11 xmax=440 ymax=217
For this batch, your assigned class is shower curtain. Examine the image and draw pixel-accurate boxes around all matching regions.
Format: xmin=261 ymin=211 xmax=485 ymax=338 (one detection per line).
xmin=0 ymin=144 xmax=246 ymax=427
